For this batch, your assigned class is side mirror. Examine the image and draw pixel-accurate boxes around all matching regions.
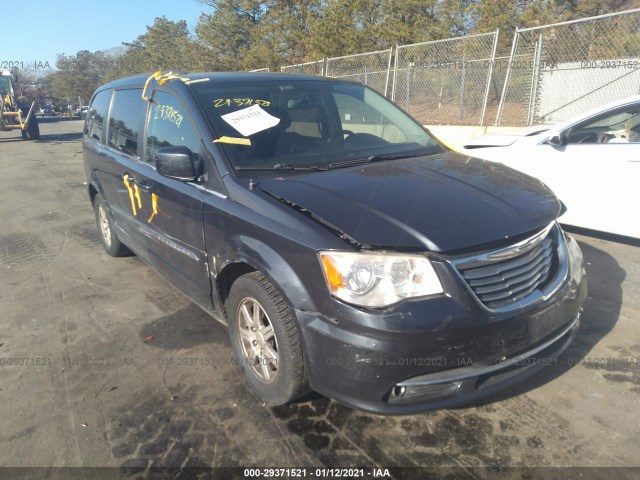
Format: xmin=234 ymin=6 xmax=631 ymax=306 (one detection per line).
xmin=546 ymin=132 xmax=567 ymax=147
xmin=155 ymin=146 xmax=198 ymax=181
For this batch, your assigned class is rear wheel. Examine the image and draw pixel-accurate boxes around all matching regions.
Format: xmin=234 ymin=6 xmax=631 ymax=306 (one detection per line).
xmin=93 ymin=193 xmax=131 ymax=257
xmin=227 ymin=272 xmax=308 ymax=405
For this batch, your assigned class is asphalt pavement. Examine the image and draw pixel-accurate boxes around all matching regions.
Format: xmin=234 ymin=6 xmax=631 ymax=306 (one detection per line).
xmin=0 ymin=118 xmax=638 ymax=477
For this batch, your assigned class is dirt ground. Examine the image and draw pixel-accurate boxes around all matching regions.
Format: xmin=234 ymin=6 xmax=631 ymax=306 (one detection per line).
xmin=0 ymin=118 xmax=638 ymax=478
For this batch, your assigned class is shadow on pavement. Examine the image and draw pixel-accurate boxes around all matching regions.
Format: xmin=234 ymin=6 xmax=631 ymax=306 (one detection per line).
xmin=35 ymin=131 xmax=83 ymax=143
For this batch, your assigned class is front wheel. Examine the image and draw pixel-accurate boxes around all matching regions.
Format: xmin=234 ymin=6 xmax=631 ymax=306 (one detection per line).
xmin=227 ymin=272 xmax=308 ymax=405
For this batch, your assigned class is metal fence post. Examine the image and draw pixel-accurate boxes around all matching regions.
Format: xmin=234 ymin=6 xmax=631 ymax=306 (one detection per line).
xmin=384 ymin=47 xmax=393 ymax=98
xmin=480 ymin=29 xmax=499 ymax=126
xmin=391 ymin=45 xmax=400 ymax=102
xmin=459 ymin=49 xmax=466 ymax=121
xmin=527 ymin=33 xmax=543 ymax=125
xmin=495 ymin=29 xmax=519 ymax=126
xmin=406 ymin=61 xmax=412 ymax=111
xmin=532 ymin=34 xmax=544 ymax=124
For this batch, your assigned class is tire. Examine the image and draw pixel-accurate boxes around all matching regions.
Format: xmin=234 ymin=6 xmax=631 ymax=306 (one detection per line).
xmin=227 ymin=272 xmax=308 ymax=405
xmin=93 ymin=193 xmax=131 ymax=257
xmin=22 ymin=116 xmax=40 ymax=140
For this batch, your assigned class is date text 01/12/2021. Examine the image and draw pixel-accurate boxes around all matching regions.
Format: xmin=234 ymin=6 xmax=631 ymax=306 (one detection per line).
xmin=243 ymin=468 xmax=391 ymax=477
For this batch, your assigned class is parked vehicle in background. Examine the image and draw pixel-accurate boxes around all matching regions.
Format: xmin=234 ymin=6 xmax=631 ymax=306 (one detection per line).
xmin=461 ymin=96 xmax=640 ymax=239
xmin=83 ymin=71 xmax=586 ymax=414
xmin=40 ymin=104 xmax=56 ymax=116
xmin=76 ymin=105 xmax=89 ymax=119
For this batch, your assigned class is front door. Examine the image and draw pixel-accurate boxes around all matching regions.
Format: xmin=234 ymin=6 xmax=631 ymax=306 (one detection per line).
xmin=135 ymin=89 xmax=210 ymax=310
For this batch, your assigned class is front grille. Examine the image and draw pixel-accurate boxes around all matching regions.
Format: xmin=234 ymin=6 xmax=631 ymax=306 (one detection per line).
xmin=453 ymin=223 xmax=562 ymax=310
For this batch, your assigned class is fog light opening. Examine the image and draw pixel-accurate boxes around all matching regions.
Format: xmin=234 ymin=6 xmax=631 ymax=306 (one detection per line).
xmin=388 ymin=381 xmax=463 ymax=403
xmin=391 ymin=385 xmax=406 ymax=399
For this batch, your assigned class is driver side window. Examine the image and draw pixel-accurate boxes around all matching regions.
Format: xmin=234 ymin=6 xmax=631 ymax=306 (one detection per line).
xmin=567 ymin=105 xmax=640 ymax=144
xmin=146 ymin=91 xmax=201 ymax=165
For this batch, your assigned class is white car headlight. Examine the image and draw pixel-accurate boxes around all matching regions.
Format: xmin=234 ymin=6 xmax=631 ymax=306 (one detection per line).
xmin=319 ymin=251 xmax=443 ymax=308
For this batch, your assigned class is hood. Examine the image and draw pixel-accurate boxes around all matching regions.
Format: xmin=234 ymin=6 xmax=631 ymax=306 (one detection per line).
xmin=259 ymin=152 xmax=562 ymax=253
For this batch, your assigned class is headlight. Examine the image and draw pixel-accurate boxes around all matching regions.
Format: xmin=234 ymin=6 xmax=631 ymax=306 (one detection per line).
xmin=319 ymin=251 xmax=443 ymax=308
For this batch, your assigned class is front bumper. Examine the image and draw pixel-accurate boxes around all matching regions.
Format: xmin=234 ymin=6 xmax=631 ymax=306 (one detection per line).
xmin=296 ymin=235 xmax=587 ymax=415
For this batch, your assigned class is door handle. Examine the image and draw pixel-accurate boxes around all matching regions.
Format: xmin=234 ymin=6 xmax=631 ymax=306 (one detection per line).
xmin=122 ymin=174 xmax=152 ymax=191
xmin=134 ymin=180 xmax=152 ymax=191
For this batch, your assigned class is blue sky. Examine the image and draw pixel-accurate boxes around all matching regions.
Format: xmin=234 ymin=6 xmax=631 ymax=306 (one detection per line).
xmin=4 ymin=0 xmax=208 ymax=70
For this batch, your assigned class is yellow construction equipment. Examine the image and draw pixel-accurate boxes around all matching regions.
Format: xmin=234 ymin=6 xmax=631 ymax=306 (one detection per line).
xmin=1 ymin=69 xmax=39 ymax=140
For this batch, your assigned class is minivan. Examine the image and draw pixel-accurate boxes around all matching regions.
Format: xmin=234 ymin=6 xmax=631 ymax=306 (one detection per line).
xmin=83 ymin=71 xmax=587 ymax=414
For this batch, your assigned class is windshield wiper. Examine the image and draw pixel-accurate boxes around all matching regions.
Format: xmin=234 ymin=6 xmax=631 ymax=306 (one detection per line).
xmin=235 ymin=163 xmax=328 ymax=172
xmin=328 ymin=153 xmax=417 ymax=170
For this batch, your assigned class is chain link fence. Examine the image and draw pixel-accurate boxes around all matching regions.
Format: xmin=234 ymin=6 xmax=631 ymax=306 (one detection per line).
xmin=392 ymin=32 xmax=499 ymax=125
xmin=325 ymin=49 xmax=393 ymax=96
xmin=280 ymin=60 xmax=325 ymax=75
xmin=277 ymin=9 xmax=639 ymax=126
xmin=497 ymin=8 xmax=640 ymax=125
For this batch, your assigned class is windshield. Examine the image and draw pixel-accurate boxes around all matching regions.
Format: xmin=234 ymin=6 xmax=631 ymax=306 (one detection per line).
xmin=191 ymin=79 xmax=442 ymax=174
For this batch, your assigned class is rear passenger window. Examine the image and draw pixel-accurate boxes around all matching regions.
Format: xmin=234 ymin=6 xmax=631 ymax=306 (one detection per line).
xmin=85 ymin=89 xmax=112 ymax=142
xmin=108 ymin=89 xmax=147 ymax=157
xmin=146 ymin=91 xmax=201 ymax=165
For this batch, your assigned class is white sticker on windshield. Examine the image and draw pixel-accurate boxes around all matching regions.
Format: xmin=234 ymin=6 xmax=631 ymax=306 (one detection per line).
xmin=220 ymin=104 xmax=280 ymax=137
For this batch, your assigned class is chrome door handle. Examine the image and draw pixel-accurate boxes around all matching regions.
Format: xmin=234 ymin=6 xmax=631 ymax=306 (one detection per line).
xmin=134 ymin=180 xmax=152 ymax=191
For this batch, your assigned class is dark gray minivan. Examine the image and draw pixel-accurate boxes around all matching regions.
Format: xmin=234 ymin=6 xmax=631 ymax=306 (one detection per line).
xmin=83 ymin=72 xmax=587 ymax=414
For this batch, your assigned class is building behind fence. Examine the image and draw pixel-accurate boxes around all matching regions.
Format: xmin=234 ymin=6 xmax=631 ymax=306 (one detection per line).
xmin=265 ymin=8 xmax=640 ymax=126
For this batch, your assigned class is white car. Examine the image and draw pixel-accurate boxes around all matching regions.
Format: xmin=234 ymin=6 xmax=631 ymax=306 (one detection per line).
xmin=75 ymin=105 xmax=89 ymax=119
xmin=459 ymin=96 xmax=640 ymax=239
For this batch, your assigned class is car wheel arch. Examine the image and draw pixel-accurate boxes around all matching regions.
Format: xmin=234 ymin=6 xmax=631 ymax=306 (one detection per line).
xmin=216 ymin=261 xmax=257 ymax=308
xmin=215 ymin=237 xmax=318 ymax=312
xmin=87 ymin=170 xmax=107 ymax=205
xmin=88 ymin=183 xmax=99 ymax=205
